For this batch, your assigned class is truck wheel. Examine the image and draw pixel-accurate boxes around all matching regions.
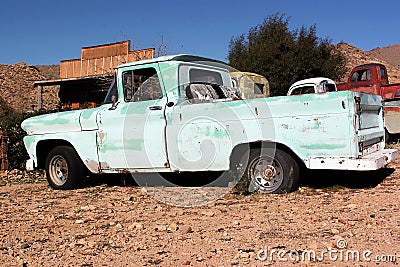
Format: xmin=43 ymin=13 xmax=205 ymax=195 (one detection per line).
xmin=237 ymin=148 xmax=299 ymax=194
xmin=45 ymin=146 xmax=83 ymax=190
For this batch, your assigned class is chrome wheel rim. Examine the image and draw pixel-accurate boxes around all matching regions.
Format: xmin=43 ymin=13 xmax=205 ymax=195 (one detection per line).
xmin=248 ymin=156 xmax=283 ymax=193
xmin=49 ymin=155 xmax=68 ymax=186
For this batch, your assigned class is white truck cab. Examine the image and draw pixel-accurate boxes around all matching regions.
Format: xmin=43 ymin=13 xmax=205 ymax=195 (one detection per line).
xmin=288 ymin=77 xmax=337 ymax=96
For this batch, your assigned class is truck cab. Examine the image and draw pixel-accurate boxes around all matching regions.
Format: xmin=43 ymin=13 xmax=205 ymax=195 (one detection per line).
xmin=287 ymin=77 xmax=337 ymax=96
xmin=337 ymin=63 xmax=400 ymax=99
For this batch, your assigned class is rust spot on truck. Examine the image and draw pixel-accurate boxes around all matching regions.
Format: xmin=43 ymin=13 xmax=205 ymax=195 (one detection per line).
xmin=164 ymin=162 xmax=170 ymax=168
xmin=98 ymin=131 xmax=105 ymax=140
xmin=100 ymin=161 xmax=110 ymax=169
xmin=385 ymin=106 xmax=400 ymax=113
xmin=84 ymin=160 xmax=100 ymax=173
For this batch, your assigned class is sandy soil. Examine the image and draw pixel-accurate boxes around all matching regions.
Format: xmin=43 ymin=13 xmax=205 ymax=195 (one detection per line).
xmin=0 ymin=146 xmax=399 ymax=266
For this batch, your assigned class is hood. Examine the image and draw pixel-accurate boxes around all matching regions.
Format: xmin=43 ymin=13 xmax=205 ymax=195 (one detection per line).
xmin=21 ymin=110 xmax=83 ymax=135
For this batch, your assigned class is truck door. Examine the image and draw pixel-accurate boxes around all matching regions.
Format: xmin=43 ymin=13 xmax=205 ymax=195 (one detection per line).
xmin=166 ymin=65 xmax=237 ymax=171
xmin=96 ymin=64 xmax=168 ymax=170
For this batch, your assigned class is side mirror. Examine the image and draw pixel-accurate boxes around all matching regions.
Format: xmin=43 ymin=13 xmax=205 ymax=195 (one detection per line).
xmin=109 ymin=95 xmax=119 ymax=110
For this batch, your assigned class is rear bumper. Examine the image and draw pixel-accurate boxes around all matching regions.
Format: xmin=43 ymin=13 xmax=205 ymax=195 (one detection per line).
xmin=306 ymin=149 xmax=398 ymax=170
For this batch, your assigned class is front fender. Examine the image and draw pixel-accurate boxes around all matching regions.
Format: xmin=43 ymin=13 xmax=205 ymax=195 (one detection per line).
xmin=24 ymin=131 xmax=100 ymax=174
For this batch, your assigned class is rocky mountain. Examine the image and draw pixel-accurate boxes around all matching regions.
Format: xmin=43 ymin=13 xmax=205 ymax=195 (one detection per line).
xmin=34 ymin=65 xmax=60 ymax=80
xmin=368 ymin=44 xmax=400 ymax=67
xmin=0 ymin=63 xmax=45 ymax=112
xmin=0 ymin=63 xmax=59 ymax=113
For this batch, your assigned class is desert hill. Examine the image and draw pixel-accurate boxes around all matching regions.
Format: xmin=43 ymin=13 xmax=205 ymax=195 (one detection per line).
xmin=368 ymin=44 xmax=400 ymax=67
xmin=0 ymin=63 xmax=59 ymax=113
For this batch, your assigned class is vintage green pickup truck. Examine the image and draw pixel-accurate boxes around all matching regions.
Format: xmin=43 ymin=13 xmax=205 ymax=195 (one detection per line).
xmin=21 ymin=55 xmax=398 ymax=193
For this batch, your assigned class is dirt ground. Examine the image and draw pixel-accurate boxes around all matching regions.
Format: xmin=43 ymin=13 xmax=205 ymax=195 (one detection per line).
xmin=0 ymin=146 xmax=399 ymax=267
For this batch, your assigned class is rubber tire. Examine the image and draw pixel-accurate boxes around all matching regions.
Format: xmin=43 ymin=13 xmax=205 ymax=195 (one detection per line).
xmin=45 ymin=146 xmax=83 ymax=190
xmin=235 ymin=148 xmax=299 ymax=194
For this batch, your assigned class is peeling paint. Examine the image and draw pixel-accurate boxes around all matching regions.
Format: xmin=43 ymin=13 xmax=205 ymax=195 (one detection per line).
xmin=301 ymin=143 xmax=347 ymax=150
xmin=84 ymin=159 xmax=100 ymax=173
xmin=98 ymin=131 xmax=105 ymax=140
xmin=100 ymin=161 xmax=110 ymax=169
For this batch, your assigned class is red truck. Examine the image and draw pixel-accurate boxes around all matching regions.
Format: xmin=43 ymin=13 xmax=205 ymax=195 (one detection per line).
xmin=337 ymin=63 xmax=400 ymax=140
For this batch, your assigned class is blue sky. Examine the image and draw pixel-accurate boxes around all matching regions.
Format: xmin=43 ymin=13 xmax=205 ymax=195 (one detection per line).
xmin=0 ymin=0 xmax=399 ymax=65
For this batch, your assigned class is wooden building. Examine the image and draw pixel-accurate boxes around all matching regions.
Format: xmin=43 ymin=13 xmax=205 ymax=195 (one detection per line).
xmin=34 ymin=41 xmax=155 ymax=110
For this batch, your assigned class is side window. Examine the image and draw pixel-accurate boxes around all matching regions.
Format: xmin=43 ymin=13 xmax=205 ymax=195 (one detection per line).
xmin=380 ymin=67 xmax=386 ymax=78
xmin=303 ymin=86 xmax=315 ymax=94
xmin=360 ymin=70 xmax=370 ymax=81
xmin=350 ymin=72 xmax=359 ymax=82
xmin=189 ymin=69 xmax=223 ymax=85
xmin=123 ymin=68 xmax=163 ymax=102
xmin=290 ymin=88 xmax=302 ymax=95
xmin=123 ymin=71 xmax=134 ymax=101
xmin=291 ymin=86 xmax=315 ymax=95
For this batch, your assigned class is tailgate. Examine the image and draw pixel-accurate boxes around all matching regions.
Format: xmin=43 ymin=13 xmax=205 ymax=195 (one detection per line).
xmin=384 ymin=99 xmax=400 ymax=134
xmin=353 ymin=92 xmax=384 ymax=156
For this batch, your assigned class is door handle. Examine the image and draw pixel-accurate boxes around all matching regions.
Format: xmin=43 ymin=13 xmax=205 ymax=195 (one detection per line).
xmin=149 ymin=105 xmax=162 ymax=111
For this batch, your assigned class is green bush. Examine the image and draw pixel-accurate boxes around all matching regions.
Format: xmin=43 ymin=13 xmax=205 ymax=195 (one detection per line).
xmin=228 ymin=13 xmax=347 ymax=96
xmin=0 ymin=98 xmax=56 ymax=170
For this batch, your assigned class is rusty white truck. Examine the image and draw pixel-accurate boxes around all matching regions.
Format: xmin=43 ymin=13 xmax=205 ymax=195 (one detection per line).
xmin=21 ymin=55 xmax=397 ymax=193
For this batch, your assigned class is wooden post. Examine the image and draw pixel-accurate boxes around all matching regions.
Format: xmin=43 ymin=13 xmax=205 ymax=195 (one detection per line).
xmin=0 ymin=130 xmax=8 ymax=171
xmin=37 ymin=85 xmax=43 ymax=110
xmin=0 ymin=129 xmax=2 ymax=170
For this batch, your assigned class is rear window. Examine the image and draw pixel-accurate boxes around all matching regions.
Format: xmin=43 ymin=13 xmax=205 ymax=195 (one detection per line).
xmin=351 ymin=69 xmax=371 ymax=82
xmin=189 ymin=69 xmax=223 ymax=85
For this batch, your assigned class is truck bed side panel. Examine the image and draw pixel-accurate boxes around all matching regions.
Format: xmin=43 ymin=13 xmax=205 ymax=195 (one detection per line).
xmin=166 ymin=91 xmax=383 ymax=171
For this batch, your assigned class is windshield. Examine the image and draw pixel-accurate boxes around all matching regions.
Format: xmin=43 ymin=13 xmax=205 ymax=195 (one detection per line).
xmin=104 ymin=73 xmax=117 ymax=104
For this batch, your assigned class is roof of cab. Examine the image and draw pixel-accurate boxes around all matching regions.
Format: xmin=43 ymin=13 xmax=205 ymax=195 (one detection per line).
xmin=289 ymin=77 xmax=336 ymax=89
xmin=117 ymin=54 xmax=227 ymax=69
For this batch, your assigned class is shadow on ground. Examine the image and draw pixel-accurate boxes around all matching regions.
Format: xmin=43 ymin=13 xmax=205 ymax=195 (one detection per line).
xmin=82 ymin=167 xmax=395 ymax=192
xmin=83 ymin=171 xmax=230 ymax=188
xmin=300 ymin=168 xmax=395 ymax=190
